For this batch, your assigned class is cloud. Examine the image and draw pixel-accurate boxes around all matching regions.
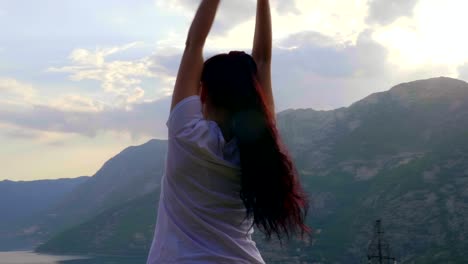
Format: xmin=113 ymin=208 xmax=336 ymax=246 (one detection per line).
xmin=155 ymin=0 xmax=256 ymax=34
xmin=271 ymin=30 xmax=390 ymax=110
xmin=0 ymin=77 xmax=110 ymax=113
xmin=205 ymin=0 xmax=370 ymax=51
xmin=271 ymin=0 xmax=300 ymax=15
xmin=276 ymin=30 xmax=388 ymax=79
xmin=371 ymin=0 xmax=468 ymax=69
xmin=0 ymin=43 xmax=180 ymax=139
xmin=367 ymin=0 xmax=419 ymax=25
xmin=0 ymin=122 xmax=74 ymax=146
xmin=0 ymin=30 xmax=390 ymax=139
xmin=0 ymin=27 xmax=458 ymax=141
xmin=48 ymin=42 xmax=158 ymax=105
xmin=0 ymin=96 xmax=171 ymax=139
xmin=124 ymin=87 xmax=145 ymax=104
xmin=48 ymin=94 xmax=105 ymax=112
xmin=278 ymin=31 xmax=338 ymax=49
xmin=154 ymin=0 xmax=367 ymax=42
xmin=284 ymin=0 xmax=369 ymax=44
xmin=270 ymin=28 xmax=456 ymax=111
xmin=2 ymin=5 xmax=463 ymax=141
xmin=69 ymin=42 xmax=141 ymax=66
xmin=458 ymin=63 xmax=468 ymax=82
xmin=0 ymin=78 xmax=36 ymax=103
xmin=4 ymin=127 xmax=43 ymax=140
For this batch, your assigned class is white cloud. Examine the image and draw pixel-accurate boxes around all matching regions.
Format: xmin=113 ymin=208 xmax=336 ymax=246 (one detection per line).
xmin=0 ymin=77 xmax=36 ymax=99
xmin=122 ymin=87 xmax=145 ymax=105
xmin=48 ymin=43 xmax=160 ymax=105
xmin=372 ymin=0 xmax=468 ymax=71
xmin=0 ymin=77 xmax=112 ymax=113
xmin=0 ymin=78 xmax=37 ymax=107
xmin=69 ymin=42 xmax=141 ymax=66
xmin=292 ymin=0 xmax=369 ymax=43
xmin=0 ymin=76 xmax=168 ymax=141
xmin=70 ymin=49 xmax=105 ymax=67
xmin=458 ymin=63 xmax=468 ymax=82
xmin=0 ymin=42 xmax=180 ymax=138
xmin=49 ymin=94 xmax=106 ymax=112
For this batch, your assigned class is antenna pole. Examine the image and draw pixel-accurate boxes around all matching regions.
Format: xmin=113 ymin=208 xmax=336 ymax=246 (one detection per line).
xmin=367 ymin=220 xmax=397 ymax=264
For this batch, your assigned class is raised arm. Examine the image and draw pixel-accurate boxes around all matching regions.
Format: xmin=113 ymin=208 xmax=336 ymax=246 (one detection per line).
xmin=170 ymin=0 xmax=220 ymax=111
xmin=252 ymin=0 xmax=274 ymax=116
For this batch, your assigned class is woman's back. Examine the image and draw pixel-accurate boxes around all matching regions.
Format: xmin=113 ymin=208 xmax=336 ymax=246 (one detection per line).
xmin=147 ymin=1 xmax=309 ymax=262
xmin=147 ymin=96 xmax=265 ymax=264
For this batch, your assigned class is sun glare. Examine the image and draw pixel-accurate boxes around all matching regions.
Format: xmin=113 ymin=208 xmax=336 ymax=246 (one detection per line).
xmin=373 ymin=0 xmax=468 ymax=69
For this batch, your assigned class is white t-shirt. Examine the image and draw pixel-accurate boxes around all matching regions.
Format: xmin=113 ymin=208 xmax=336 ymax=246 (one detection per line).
xmin=146 ymin=96 xmax=265 ymax=264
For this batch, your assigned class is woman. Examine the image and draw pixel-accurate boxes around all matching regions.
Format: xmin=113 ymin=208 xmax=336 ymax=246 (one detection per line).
xmin=147 ymin=0 xmax=309 ymax=263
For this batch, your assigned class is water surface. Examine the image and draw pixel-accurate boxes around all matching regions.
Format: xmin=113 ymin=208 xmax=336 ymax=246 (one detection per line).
xmin=0 ymin=251 xmax=146 ymax=264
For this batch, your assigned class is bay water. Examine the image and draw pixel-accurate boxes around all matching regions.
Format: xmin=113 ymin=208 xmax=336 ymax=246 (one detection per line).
xmin=0 ymin=251 xmax=146 ymax=264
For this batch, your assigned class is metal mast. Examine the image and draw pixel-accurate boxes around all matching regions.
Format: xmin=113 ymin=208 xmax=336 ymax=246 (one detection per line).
xmin=367 ymin=220 xmax=397 ymax=264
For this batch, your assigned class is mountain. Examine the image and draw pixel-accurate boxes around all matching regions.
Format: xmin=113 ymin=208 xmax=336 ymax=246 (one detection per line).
xmin=0 ymin=177 xmax=89 ymax=250
xmin=36 ymin=191 xmax=159 ymax=256
xmin=277 ymin=77 xmax=468 ymax=168
xmin=42 ymin=139 xmax=167 ymax=227
xmin=0 ymin=139 xmax=167 ymax=251
xmin=36 ymin=77 xmax=468 ymax=263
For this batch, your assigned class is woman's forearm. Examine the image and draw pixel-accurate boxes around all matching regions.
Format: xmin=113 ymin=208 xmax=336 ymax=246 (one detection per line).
xmin=185 ymin=0 xmax=220 ymax=49
xmin=252 ymin=0 xmax=272 ymax=63
xmin=252 ymin=0 xmax=274 ymax=115
xmin=170 ymin=0 xmax=219 ymax=110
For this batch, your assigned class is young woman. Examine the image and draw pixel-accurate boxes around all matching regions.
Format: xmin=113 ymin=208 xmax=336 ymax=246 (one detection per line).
xmin=147 ymin=0 xmax=309 ymax=263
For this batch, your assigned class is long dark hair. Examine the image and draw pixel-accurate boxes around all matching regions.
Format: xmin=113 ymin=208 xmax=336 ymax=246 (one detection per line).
xmin=201 ymin=51 xmax=310 ymax=240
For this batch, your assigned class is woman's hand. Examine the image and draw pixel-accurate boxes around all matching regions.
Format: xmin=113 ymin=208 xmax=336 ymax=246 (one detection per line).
xmin=170 ymin=0 xmax=220 ymax=111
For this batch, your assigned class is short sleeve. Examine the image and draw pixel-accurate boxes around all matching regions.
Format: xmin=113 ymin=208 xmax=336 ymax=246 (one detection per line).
xmin=166 ymin=95 xmax=205 ymax=138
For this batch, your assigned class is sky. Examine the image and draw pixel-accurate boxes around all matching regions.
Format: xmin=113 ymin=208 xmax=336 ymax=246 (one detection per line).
xmin=1 ymin=0 xmax=468 ymax=181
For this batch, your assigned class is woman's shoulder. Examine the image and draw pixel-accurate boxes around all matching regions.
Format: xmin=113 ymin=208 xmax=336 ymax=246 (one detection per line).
xmin=170 ymin=119 xmax=240 ymax=170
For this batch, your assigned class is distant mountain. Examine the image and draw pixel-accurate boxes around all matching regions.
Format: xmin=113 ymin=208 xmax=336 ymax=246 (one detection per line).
xmin=0 ymin=177 xmax=88 ymax=250
xmin=36 ymin=191 xmax=159 ymax=256
xmin=42 ymin=139 xmax=167 ymax=227
xmin=35 ymin=77 xmax=468 ymax=263
xmin=0 ymin=140 xmax=167 ymax=251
